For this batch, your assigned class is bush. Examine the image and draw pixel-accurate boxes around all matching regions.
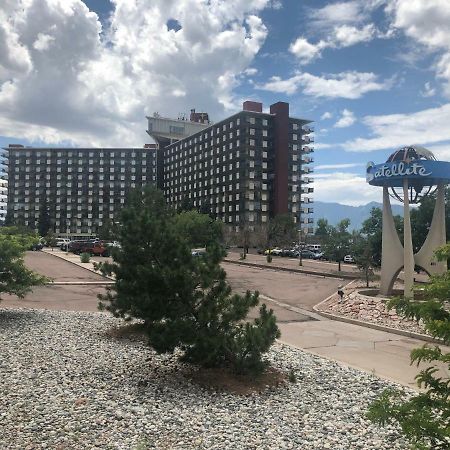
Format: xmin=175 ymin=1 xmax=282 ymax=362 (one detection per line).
xmin=266 ymin=254 xmax=272 ymax=263
xmin=97 ymin=187 xmax=280 ymax=375
xmin=80 ymin=252 xmax=91 ymax=263
xmin=367 ymin=244 xmax=450 ymax=449
xmin=0 ymin=233 xmax=48 ymax=300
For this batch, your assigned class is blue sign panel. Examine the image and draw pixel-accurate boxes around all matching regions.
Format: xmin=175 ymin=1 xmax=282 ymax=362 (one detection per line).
xmin=366 ymin=160 xmax=450 ymax=187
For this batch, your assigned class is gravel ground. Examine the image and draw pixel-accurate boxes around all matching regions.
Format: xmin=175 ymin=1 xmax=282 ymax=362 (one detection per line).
xmin=0 ymin=308 xmax=410 ymax=450
xmin=317 ymin=281 xmax=428 ymax=336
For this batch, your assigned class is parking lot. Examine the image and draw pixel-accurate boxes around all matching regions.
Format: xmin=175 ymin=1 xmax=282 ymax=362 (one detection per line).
xmin=1 ymin=251 xmax=341 ymax=322
xmin=0 ymin=251 xmax=109 ymax=311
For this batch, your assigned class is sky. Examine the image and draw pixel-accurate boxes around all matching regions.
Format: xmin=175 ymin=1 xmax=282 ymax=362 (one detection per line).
xmin=1 ymin=0 xmax=450 ymax=206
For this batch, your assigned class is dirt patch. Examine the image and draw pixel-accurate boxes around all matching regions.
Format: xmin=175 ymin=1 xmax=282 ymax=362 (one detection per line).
xmin=187 ymin=366 xmax=287 ymax=396
xmin=104 ymin=322 xmax=147 ymax=341
xmin=105 ymin=322 xmax=287 ymax=395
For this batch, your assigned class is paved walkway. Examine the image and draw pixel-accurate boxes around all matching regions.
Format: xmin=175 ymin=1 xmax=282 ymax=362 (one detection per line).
xmin=40 ymin=249 xmax=447 ymax=389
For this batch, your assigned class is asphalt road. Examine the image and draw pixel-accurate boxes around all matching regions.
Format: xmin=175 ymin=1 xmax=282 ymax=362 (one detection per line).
xmin=224 ymin=262 xmax=342 ymax=322
xmin=2 ymin=252 xmax=342 ymax=324
xmin=1 ymin=251 xmax=108 ymax=311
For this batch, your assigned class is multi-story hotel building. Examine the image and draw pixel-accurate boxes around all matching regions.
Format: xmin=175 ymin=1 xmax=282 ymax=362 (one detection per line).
xmin=5 ymin=100 xmax=314 ymax=235
xmin=0 ymin=147 xmax=7 ymax=222
xmin=5 ymin=145 xmax=157 ymax=235
xmin=156 ymin=101 xmax=314 ymax=231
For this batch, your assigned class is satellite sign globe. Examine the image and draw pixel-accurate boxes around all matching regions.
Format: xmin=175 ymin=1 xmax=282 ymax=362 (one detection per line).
xmin=366 ymin=145 xmax=450 ymax=203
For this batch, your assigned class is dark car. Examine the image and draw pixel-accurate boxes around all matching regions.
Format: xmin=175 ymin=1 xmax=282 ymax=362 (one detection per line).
xmin=29 ymin=241 xmax=44 ymax=251
xmin=69 ymin=240 xmax=94 ymax=254
xmin=300 ymin=250 xmax=317 ymax=259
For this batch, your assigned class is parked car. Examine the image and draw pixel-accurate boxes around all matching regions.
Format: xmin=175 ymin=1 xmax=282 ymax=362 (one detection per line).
xmin=312 ymin=252 xmax=325 ymax=260
xmin=56 ymin=238 xmax=70 ymax=248
xmin=29 ymin=241 xmax=44 ymax=251
xmin=343 ymin=255 xmax=355 ymax=263
xmin=69 ymin=240 xmax=95 ymax=254
xmin=300 ymin=250 xmax=317 ymax=259
xmin=80 ymin=241 xmax=110 ymax=257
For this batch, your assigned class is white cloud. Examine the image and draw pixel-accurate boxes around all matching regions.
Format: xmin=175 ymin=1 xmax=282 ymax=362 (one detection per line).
xmin=344 ymin=103 xmax=450 ymax=152
xmin=420 ymin=82 xmax=436 ymax=98
xmin=0 ymin=0 xmax=271 ymax=146
xmin=33 ymin=33 xmax=56 ymax=51
xmin=289 ymin=24 xmax=379 ymax=65
xmin=314 ymin=171 xmax=382 ymax=206
xmin=315 ymin=163 xmax=364 ymax=170
xmin=426 ymin=143 xmax=450 ymax=160
xmin=244 ymin=67 xmax=258 ymax=76
xmin=387 ymin=0 xmax=450 ymax=96
xmin=321 ymin=111 xmax=333 ymax=120
xmin=334 ymin=109 xmax=356 ymax=128
xmin=332 ymin=24 xmax=375 ymax=47
xmin=289 ymin=37 xmax=327 ymax=64
xmin=308 ymin=1 xmax=366 ymax=27
xmin=258 ymin=70 xmax=391 ymax=99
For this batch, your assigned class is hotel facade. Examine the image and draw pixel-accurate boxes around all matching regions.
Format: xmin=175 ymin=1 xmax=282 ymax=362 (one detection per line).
xmin=4 ymin=100 xmax=314 ymax=235
xmin=152 ymin=101 xmax=314 ymax=231
xmin=5 ymin=146 xmax=157 ymax=235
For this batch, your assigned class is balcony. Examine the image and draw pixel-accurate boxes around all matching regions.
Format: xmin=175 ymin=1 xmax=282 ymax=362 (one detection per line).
xmin=302 ymin=136 xmax=314 ymax=144
xmin=301 ymin=217 xmax=314 ymax=224
xmin=301 ymin=177 xmax=313 ymax=184
xmin=301 ymin=146 xmax=314 ymax=153
xmin=301 ymin=156 xmax=314 ymax=164
xmin=301 ymin=187 xmax=314 ymax=194
xmin=302 ymin=197 xmax=314 ymax=203
xmin=300 ymin=207 xmax=314 ymax=214
xmin=302 ymin=126 xmax=314 ymax=134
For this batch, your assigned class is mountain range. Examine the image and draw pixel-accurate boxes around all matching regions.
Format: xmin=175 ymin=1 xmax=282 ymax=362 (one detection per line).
xmin=313 ymin=201 xmax=404 ymax=231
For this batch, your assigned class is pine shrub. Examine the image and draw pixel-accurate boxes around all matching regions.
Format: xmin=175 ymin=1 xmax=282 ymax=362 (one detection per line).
xmin=80 ymin=252 xmax=90 ymax=263
xmin=98 ymin=187 xmax=280 ymax=375
xmin=367 ymin=244 xmax=450 ymax=449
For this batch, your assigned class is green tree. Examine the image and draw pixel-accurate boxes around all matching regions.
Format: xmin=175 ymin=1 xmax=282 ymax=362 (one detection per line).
xmin=97 ymin=187 xmax=280 ymax=375
xmin=323 ymin=219 xmax=351 ymax=272
xmin=351 ymin=231 xmax=377 ymax=287
xmin=38 ymin=197 xmax=52 ymax=237
xmin=411 ymin=188 xmax=450 ymax=253
xmin=268 ymin=214 xmax=297 ymax=248
xmin=173 ymin=210 xmax=223 ymax=248
xmin=178 ymin=195 xmax=195 ymax=213
xmin=361 ymin=207 xmax=403 ymax=267
xmin=315 ymin=218 xmax=330 ymax=240
xmin=98 ymin=218 xmax=116 ymax=241
xmin=0 ymin=231 xmax=48 ymax=300
xmin=367 ymin=243 xmax=450 ymax=449
xmin=45 ymin=230 xmax=58 ymax=250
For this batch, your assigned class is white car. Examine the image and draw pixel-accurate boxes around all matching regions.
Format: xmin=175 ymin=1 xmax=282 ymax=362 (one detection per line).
xmin=343 ymin=255 xmax=354 ymax=263
xmin=56 ymin=238 xmax=70 ymax=248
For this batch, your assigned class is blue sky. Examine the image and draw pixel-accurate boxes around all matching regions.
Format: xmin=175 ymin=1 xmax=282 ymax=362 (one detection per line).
xmin=1 ymin=0 xmax=450 ymax=205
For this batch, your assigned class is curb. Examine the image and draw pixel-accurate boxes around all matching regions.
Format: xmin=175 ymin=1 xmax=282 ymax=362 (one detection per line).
xmin=50 ymin=281 xmax=114 ymax=286
xmin=41 ymin=250 xmax=114 ymax=281
xmin=223 ymin=259 xmax=356 ymax=280
xmin=313 ymin=295 xmax=441 ymax=344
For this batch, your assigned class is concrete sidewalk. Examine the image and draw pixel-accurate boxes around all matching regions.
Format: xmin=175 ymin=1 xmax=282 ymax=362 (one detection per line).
xmin=41 ymin=249 xmax=448 ymax=389
xmin=278 ymin=319 xmax=449 ymax=389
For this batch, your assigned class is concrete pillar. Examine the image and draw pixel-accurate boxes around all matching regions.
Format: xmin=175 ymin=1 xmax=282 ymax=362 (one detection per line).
xmin=380 ymin=187 xmax=404 ymax=295
xmin=403 ymin=180 xmax=415 ymax=298
xmin=415 ymin=183 xmax=447 ymax=275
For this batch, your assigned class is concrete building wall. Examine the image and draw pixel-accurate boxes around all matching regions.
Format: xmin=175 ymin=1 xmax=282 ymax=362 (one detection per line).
xmin=5 ymin=146 xmax=157 ymax=235
xmin=0 ymin=148 xmax=7 ymax=222
xmin=162 ymin=101 xmax=314 ymax=230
